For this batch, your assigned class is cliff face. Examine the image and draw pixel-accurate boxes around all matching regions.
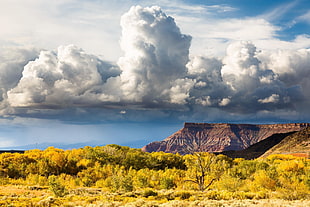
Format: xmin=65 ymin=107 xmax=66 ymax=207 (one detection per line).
xmin=142 ymin=123 xmax=310 ymax=154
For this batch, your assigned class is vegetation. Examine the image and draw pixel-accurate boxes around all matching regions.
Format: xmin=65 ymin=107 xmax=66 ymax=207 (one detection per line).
xmin=0 ymin=145 xmax=309 ymax=206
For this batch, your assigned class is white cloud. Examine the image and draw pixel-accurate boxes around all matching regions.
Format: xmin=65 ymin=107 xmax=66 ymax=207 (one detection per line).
xmin=219 ymin=97 xmax=231 ymax=106
xmin=259 ymin=1 xmax=299 ymax=22
xmin=167 ymin=1 xmax=310 ymax=58
xmin=0 ymin=0 xmax=127 ymax=61
xmin=196 ymin=96 xmax=211 ymax=106
xmin=221 ymin=41 xmax=263 ymax=92
xmin=174 ymin=15 xmax=280 ymax=57
xmin=260 ymin=48 xmax=310 ymax=86
xmin=259 ymin=47 xmax=310 ymax=105
xmin=258 ymin=94 xmax=280 ymax=104
xmin=120 ymin=110 xmax=126 ymax=114
xmin=296 ymin=10 xmax=310 ymax=24
xmin=0 ymin=47 xmax=38 ymax=114
xmin=0 ymin=47 xmax=38 ymax=90
xmin=255 ymin=35 xmax=310 ymax=52
xmin=169 ymin=78 xmax=196 ymax=104
xmin=118 ymin=5 xmax=192 ymax=103
xmin=188 ymin=40 xmax=305 ymax=114
xmin=7 ymin=45 xmax=120 ymax=108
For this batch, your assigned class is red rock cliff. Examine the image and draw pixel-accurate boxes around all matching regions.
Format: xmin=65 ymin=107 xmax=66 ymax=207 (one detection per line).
xmin=141 ymin=123 xmax=310 ymax=154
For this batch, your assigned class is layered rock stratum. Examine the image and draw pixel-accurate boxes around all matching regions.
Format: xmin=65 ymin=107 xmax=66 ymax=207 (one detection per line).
xmin=142 ymin=123 xmax=310 ymax=154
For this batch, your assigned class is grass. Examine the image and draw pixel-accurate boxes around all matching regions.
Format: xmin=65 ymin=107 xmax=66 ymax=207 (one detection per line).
xmin=0 ymin=185 xmax=309 ymax=206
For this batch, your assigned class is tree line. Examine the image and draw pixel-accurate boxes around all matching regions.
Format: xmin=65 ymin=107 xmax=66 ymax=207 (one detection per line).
xmin=0 ymin=145 xmax=309 ymax=199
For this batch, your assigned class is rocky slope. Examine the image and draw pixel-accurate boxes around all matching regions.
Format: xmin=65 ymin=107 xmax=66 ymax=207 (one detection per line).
xmin=220 ymin=132 xmax=295 ymax=159
xmin=142 ymin=123 xmax=310 ymax=154
xmin=261 ymin=127 xmax=310 ymax=158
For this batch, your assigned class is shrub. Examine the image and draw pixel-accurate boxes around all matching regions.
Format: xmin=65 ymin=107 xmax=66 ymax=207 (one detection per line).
xmin=48 ymin=175 xmax=68 ymax=197
xmin=175 ymin=191 xmax=192 ymax=200
xmin=160 ymin=177 xmax=175 ymax=189
xmin=26 ymin=174 xmax=48 ymax=186
xmin=142 ymin=189 xmax=158 ymax=197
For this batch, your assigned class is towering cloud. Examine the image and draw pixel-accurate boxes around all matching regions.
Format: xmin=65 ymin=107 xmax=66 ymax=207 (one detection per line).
xmin=118 ymin=6 xmax=192 ymax=104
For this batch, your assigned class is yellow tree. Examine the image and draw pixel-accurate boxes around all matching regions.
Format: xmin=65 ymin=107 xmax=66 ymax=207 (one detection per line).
xmin=184 ymin=152 xmax=229 ymax=191
xmin=44 ymin=147 xmax=67 ymax=175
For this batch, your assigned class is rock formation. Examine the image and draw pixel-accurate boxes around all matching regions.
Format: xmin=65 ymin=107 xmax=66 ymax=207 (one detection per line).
xmin=142 ymin=123 xmax=310 ymax=154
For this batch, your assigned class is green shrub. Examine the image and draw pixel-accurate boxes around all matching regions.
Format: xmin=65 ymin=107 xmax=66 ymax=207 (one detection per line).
xmin=48 ymin=175 xmax=68 ymax=197
xmin=142 ymin=189 xmax=158 ymax=197
xmin=160 ymin=177 xmax=175 ymax=189
xmin=175 ymin=191 xmax=192 ymax=200
xmin=121 ymin=174 xmax=134 ymax=192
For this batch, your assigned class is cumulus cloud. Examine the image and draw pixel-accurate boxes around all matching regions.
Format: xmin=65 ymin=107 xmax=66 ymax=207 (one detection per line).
xmin=186 ymin=56 xmax=230 ymax=107
xmin=118 ymin=5 xmax=192 ymax=104
xmin=259 ymin=47 xmax=310 ymax=112
xmin=3 ymin=5 xmax=195 ymax=116
xmin=168 ymin=78 xmax=195 ymax=104
xmin=219 ymin=97 xmax=231 ymax=106
xmin=195 ymin=96 xmax=211 ymax=106
xmin=0 ymin=47 xmax=37 ymax=90
xmin=188 ymin=41 xmax=305 ymax=114
xmin=7 ymin=45 xmax=120 ymax=108
xmin=260 ymin=48 xmax=310 ymax=87
xmin=258 ymin=94 xmax=280 ymax=104
xmin=0 ymin=47 xmax=38 ymax=114
xmin=0 ymin=5 xmax=310 ymax=123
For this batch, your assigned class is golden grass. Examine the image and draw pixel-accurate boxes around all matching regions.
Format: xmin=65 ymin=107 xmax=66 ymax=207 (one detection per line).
xmin=0 ymin=186 xmax=310 ymax=207
xmin=0 ymin=185 xmax=47 ymax=197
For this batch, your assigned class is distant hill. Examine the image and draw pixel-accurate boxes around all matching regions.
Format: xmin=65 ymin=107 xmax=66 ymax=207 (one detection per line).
xmin=261 ymin=127 xmax=310 ymax=158
xmin=142 ymin=123 xmax=310 ymax=154
xmin=0 ymin=139 xmax=148 ymax=151
xmin=0 ymin=141 xmax=99 ymax=151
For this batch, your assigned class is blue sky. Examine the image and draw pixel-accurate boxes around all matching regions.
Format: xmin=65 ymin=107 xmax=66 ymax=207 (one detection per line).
xmin=0 ymin=0 xmax=309 ymax=149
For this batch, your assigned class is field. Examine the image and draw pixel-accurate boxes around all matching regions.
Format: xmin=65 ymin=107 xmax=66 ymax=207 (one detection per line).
xmin=1 ymin=185 xmax=310 ymax=207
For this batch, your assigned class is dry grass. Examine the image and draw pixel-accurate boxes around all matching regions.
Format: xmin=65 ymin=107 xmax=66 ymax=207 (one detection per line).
xmin=0 ymin=186 xmax=310 ymax=207
xmin=159 ymin=200 xmax=310 ymax=207
xmin=0 ymin=185 xmax=48 ymax=197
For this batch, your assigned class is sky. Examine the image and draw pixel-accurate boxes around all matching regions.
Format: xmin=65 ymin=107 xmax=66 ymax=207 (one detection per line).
xmin=0 ymin=0 xmax=310 ymax=149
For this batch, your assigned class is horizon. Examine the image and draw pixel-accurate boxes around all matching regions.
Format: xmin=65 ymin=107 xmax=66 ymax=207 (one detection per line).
xmin=2 ymin=121 xmax=310 ymax=150
xmin=0 ymin=0 xmax=310 ymax=148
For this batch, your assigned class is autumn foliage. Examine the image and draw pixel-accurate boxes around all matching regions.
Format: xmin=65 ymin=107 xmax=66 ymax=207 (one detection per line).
xmin=0 ymin=145 xmax=309 ymax=205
